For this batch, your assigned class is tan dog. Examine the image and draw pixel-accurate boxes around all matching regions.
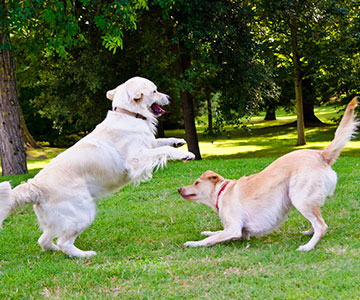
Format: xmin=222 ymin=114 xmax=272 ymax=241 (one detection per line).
xmin=178 ymin=98 xmax=358 ymax=251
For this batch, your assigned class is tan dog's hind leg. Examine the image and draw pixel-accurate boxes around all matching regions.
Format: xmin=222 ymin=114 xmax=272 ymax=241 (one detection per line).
xmin=301 ymin=227 xmax=314 ymax=235
xmin=295 ymin=205 xmax=328 ymax=251
xmin=184 ymin=229 xmax=242 ymax=247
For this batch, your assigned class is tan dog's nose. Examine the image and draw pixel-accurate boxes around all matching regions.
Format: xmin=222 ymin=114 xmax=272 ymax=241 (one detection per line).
xmin=178 ymin=188 xmax=183 ymax=194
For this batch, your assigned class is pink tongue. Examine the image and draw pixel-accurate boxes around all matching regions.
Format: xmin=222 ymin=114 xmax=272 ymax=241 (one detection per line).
xmin=159 ymin=107 xmax=165 ymax=115
xmin=152 ymin=104 xmax=165 ymax=115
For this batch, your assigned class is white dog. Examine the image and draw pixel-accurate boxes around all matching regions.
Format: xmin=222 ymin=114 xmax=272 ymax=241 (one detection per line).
xmin=0 ymin=77 xmax=195 ymax=257
xmin=179 ymin=98 xmax=358 ymax=251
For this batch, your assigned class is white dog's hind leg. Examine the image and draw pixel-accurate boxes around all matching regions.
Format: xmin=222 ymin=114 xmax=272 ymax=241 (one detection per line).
xmin=38 ymin=230 xmax=59 ymax=251
xmin=57 ymin=234 xmax=96 ymax=258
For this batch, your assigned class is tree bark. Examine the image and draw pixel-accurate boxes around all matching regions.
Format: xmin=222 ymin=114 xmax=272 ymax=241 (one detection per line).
xmin=290 ymin=17 xmax=306 ymax=146
xmin=172 ymin=40 xmax=201 ymax=160
xmin=156 ymin=120 xmax=165 ymax=138
xmin=302 ymin=79 xmax=323 ymax=124
xmin=0 ymin=14 xmax=28 ymax=175
xmin=20 ymin=106 xmax=41 ymax=149
xmin=264 ymin=108 xmax=276 ymax=120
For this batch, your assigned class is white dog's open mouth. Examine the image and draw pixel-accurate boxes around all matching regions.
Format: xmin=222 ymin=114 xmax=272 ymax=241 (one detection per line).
xmin=151 ymin=103 xmax=166 ymax=116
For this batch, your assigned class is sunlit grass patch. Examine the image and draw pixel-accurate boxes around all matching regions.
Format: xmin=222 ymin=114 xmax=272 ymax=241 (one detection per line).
xmin=175 ymin=104 xmax=359 ymax=159
xmin=26 ymin=147 xmax=64 ymax=171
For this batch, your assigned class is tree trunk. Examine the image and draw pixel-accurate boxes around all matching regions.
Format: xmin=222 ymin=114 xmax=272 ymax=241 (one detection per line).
xmin=264 ymin=108 xmax=276 ymax=120
xmin=20 ymin=106 xmax=41 ymax=149
xmin=302 ymin=79 xmax=323 ymax=124
xmin=172 ymin=40 xmax=201 ymax=160
xmin=156 ymin=120 xmax=165 ymax=138
xmin=0 ymin=18 xmax=28 ymax=175
xmin=207 ymin=96 xmax=213 ymax=134
xmin=290 ymin=17 xmax=306 ymax=146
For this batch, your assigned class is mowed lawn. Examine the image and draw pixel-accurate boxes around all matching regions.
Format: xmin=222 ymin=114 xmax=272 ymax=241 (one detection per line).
xmin=0 ymin=105 xmax=359 ymax=299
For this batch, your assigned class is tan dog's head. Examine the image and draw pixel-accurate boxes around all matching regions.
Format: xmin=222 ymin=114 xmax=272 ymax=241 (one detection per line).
xmin=178 ymin=170 xmax=224 ymax=207
xmin=107 ymin=77 xmax=170 ymax=119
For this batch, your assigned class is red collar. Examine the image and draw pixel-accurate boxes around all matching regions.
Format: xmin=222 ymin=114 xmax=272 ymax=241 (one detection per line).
xmin=216 ymin=182 xmax=229 ymax=211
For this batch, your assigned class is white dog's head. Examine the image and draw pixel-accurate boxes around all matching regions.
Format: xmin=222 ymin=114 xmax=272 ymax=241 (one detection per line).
xmin=106 ymin=77 xmax=170 ymax=120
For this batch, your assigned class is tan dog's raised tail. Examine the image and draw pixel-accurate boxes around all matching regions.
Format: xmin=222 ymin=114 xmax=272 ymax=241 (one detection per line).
xmin=179 ymin=97 xmax=358 ymax=251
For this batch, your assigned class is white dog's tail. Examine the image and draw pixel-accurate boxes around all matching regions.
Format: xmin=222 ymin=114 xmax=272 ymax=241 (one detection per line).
xmin=0 ymin=181 xmax=40 ymax=228
xmin=322 ymin=97 xmax=358 ymax=165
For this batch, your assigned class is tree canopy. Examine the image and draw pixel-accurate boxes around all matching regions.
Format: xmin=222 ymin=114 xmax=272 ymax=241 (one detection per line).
xmin=1 ymin=0 xmax=359 ymax=174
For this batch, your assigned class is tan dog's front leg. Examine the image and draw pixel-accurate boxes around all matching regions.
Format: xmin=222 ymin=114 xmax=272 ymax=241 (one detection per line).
xmin=184 ymin=229 xmax=242 ymax=247
xmin=201 ymin=230 xmax=223 ymax=236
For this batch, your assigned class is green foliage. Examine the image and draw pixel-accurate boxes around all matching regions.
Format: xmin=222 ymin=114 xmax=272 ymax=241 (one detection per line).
xmin=160 ymin=0 xmax=279 ymax=125
xmin=2 ymin=0 xmax=149 ymax=57
xmin=254 ymin=0 xmax=360 ymax=109
xmin=4 ymin=0 xmax=360 ymax=141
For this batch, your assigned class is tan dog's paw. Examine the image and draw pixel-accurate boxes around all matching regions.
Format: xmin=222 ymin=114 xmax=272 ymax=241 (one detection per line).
xmin=184 ymin=241 xmax=201 ymax=247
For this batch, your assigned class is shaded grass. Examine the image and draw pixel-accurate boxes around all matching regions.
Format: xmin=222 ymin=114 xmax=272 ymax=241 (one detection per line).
xmin=0 ymin=158 xmax=360 ymax=299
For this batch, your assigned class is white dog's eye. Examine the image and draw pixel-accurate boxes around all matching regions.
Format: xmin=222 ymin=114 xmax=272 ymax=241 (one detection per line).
xmin=153 ymin=90 xmax=157 ymax=93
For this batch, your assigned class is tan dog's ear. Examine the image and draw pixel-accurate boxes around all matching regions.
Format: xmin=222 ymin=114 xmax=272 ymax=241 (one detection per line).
xmin=208 ymin=174 xmax=221 ymax=183
xmin=106 ymin=88 xmax=117 ymax=101
xmin=133 ymin=93 xmax=143 ymax=102
xmin=200 ymin=170 xmax=223 ymax=184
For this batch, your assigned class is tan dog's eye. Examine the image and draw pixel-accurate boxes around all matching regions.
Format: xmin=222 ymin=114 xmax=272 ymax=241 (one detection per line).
xmin=195 ymin=181 xmax=199 ymax=186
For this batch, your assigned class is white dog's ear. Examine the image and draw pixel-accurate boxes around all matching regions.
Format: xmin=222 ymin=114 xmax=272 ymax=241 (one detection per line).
xmin=133 ymin=93 xmax=143 ymax=102
xmin=106 ymin=88 xmax=117 ymax=101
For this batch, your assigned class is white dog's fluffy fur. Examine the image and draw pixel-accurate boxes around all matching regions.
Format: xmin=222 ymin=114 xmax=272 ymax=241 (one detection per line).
xmin=0 ymin=77 xmax=195 ymax=257
xmin=179 ymin=98 xmax=358 ymax=251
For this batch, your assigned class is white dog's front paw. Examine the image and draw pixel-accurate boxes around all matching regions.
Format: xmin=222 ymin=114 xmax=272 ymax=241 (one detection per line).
xmin=184 ymin=241 xmax=201 ymax=247
xmin=183 ymin=152 xmax=195 ymax=161
xmin=172 ymin=138 xmax=186 ymax=148
xmin=171 ymin=149 xmax=195 ymax=161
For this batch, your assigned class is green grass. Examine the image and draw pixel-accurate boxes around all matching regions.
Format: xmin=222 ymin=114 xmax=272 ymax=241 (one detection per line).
xmin=0 ymin=158 xmax=359 ymax=299
xmin=0 ymin=105 xmax=359 ymax=299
